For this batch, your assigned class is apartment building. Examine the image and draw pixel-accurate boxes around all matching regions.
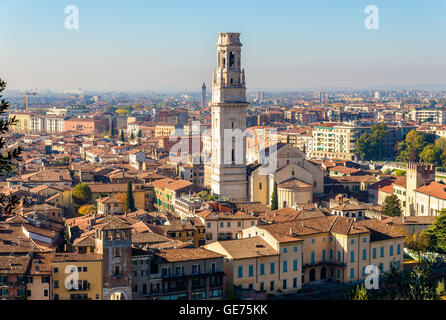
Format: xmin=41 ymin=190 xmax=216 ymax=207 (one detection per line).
xmin=411 ymin=108 xmax=446 ymax=124
xmin=204 ymin=236 xmax=303 ymax=294
xmin=51 ymin=252 xmax=103 ymax=300
xmin=206 ymin=215 xmax=404 ymax=293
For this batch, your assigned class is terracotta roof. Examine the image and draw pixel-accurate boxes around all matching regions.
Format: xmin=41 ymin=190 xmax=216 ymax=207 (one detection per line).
xmin=208 ymin=237 xmax=278 ymax=259
xmin=415 ymin=181 xmax=446 ymax=200
xmin=52 ymin=252 xmax=102 ymax=263
xmin=355 ymin=219 xmax=405 ymax=241
xmin=155 ymin=248 xmax=224 ymax=262
xmin=278 ymin=178 xmax=312 ymax=189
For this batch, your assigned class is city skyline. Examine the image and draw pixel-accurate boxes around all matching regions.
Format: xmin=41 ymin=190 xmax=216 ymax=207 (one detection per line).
xmin=1 ymin=0 xmax=446 ymax=91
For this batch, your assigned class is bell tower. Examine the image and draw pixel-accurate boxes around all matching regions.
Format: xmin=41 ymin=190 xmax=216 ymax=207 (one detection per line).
xmin=206 ymin=33 xmax=248 ymax=201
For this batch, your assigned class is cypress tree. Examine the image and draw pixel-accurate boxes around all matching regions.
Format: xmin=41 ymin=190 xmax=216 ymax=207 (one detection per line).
xmin=126 ymin=180 xmax=136 ymax=213
xmin=270 ymin=182 xmax=278 ymax=210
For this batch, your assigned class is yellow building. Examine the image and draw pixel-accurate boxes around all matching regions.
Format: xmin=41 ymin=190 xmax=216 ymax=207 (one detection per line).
xmin=204 ymin=236 xmax=303 ymax=294
xmin=237 ymin=215 xmax=404 ymax=285
xmin=155 ymin=123 xmax=177 ymax=138
xmin=51 ymin=252 xmax=103 ymax=300
xmin=9 ymin=112 xmax=31 ymax=133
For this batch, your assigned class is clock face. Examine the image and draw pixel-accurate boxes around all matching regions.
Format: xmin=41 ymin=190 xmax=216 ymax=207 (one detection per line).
xmin=229 ymin=52 xmax=235 ymax=68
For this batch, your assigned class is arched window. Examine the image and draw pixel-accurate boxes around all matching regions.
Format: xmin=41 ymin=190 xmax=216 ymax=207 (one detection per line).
xmin=259 ymin=183 xmax=262 ymax=190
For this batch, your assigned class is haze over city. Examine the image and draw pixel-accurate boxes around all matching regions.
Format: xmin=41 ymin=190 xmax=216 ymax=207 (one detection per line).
xmin=2 ymin=0 xmax=446 ymax=91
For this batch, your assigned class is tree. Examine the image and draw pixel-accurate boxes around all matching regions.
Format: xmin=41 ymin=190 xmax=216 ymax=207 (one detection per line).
xmin=137 ymin=130 xmax=142 ymax=138
xmin=130 ymin=132 xmax=135 ymax=140
xmin=396 ymin=130 xmax=429 ymax=162
xmin=270 ymin=182 xmax=278 ymax=210
xmin=420 ymin=144 xmax=442 ymax=166
xmin=126 ymin=180 xmax=136 ymax=213
xmin=78 ymin=204 xmax=96 ymax=216
xmin=397 ymin=227 xmax=429 ymax=262
xmin=0 ymin=79 xmax=22 ymax=218
xmin=424 ymin=209 xmax=446 ymax=254
xmin=120 ymin=130 xmax=125 ymax=142
xmin=71 ymin=183 xmax=93 ymax=207
xmin=382 ymin=194 xmax=402 ymax=217
xmin=352 ymin=284 xmax=369 ymax=300
xmin=357 ymin=123 xmax=391 ymax=161
xmin=393 ymin=169 xmax=406 ymax=177
xmin=109 ymin=120 xmax=116 ymax=137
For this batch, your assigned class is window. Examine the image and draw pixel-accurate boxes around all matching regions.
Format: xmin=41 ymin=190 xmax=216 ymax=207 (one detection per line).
xmin=248 ymin=265 xmax=254 ymax=277
xmin=44 ymin=289 xmax=48 ymax=297
xmin=350 ymin=251 xmax=355 ymax=263
xmin=322 ymin=250 xmax=326 ymax=262
xmin=293 ymin=278 xmax=297 ymax=288
xmin=373 ymin=248 xmax=377 ymax=259
xmin=350 ymin=268 xmax=354 ymax=279
xmin=260 ymin=282 xmax=264 ymax=291
xmin=379 ymin=263 xmax=384 ymax=273
xmin=192 ymin=264 xmax=200 ymax=275
xmin=207 ymin=222 xmax=211 ymax=228
xmin=238 ymin=266 xmax=243 ymax=278
xmin=311 ymin=251 xmax=315 ymax=264
xmin=237 ymin=221 xmax=241 ymax=228
xmin=283 ymin=261 xmax=288 ymax=273
xmin=336 ymin=269 xmax=340 ymax=279
xmin=211 ymin=262 xmax=217 ymax=273
xmin=389 ymin=245 xmax=394 ymax=256
xmin=363 ymin=237 xmax=367 ymax=243
xmin=283 ymin=279 xmax=287 ymax=290
xmin=54 ymin=267 xmax=59 ymax=273
xmin=227 ymin=222 xmax=231 ymax=228
xmin=397 ymin=261 xmax=401 ymax=270
xmin=220 ymin=222 xmax=224 ymax=228
xmin=283 ymin=248 xmax=288 ymax=253
xmin=260 ymin=264 xmax=265 ymax=275
xmin=54 ymin=294 xmax=59 ymax=300
xmin=54 ymin=280 xmax=59 ymax=288
xmin=362 ymin=266 xmax=366 ymax=276
xmin=330 ymin=249 xmax=333 ymax=260
xmin=259 ymin=183 xmax=262 ymax=190
xmin=337 ymin=251 xmax=341 ymax=261
xmin=351 ymin=239 xmax=354 ymax=244
xmin=362 ymin=249 xmax=366 ymax=261
xmin=270 ymin=262 xmax=275 ymax=274
xmin=293 ymin=259 xmax=298 ymax=271
xmin=270 ymin=281 xmax=274 ymax=292
xmin=83 ymin=267 xmax=87 ymax=272
xmin=311 ymin=239 xmax=315 ymax=244
xmin=380 ymin=247 xmax=384 ymax=258
xmin=293 ymin=246 xmax=298 ymax=252
xmin=397 ymin=244 xmax=401 ymax=255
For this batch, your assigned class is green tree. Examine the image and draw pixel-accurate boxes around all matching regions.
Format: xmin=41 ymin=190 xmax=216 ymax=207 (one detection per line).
xmin=382 ymin=194 xmax=402 ymax=217
xmin=357 ymin=123 xmax=391 ymax=161
xmin=109 ymin=120 xmax=116 ymax=137
xmin=420 ymin=144 xmax=442 ymax=166
xmin=137 ymin=130 xmax=142 ymax=137
xmin=396 ymin=130 xmax=429 ymax=162
xmin=352 ymin=284 xmax=369 ymax=300
xmin=270 ymin=182 xmax=278 ymax=210
xmin=425 ymin=209 xmax=446 ymax=254
xmin=130 ymin=132 xmax=135 ymax=140
xmin=120 ymin=130 xmax=125 ymax=142
xmin=125 ymin=180 xmax=136 ymax=213
xmin=71 ymin=183 xmax=93 ymax=207
xmin=393 ymin=169 xmax=406 ymax=177
xmin=0 ymin=79 xmax=22 ymax=218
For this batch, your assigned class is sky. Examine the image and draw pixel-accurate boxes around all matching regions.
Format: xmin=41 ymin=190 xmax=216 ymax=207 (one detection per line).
xmin=1 ymin=0 xmax=446 ymax=91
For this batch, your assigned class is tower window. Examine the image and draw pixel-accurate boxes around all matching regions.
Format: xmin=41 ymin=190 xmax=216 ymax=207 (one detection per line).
xmin=232 ymin=149 xmax=235 ymax=164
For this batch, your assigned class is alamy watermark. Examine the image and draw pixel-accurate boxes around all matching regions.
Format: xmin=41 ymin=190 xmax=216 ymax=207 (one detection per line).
xmin=364 ymin=5 xmax=379 ymax=30
xmin=65 ymin=5 xmax=79 ymax=30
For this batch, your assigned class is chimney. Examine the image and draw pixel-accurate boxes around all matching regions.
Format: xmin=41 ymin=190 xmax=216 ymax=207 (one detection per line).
xmin=289 ymin=228 xmax=294 ymax=235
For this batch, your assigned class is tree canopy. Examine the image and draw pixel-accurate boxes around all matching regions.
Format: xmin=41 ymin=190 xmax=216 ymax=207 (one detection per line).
xmin=270 ymin=182 xmax=278 ymax=210
xmin=126 ymin=180 xmax=136 ymax=213
xmin=71 ymin=183 xmax=93 ymax=207
xmin=382 ymin=194 xmax=402 ymax=217
xmin=0 ymin=79 xmax=22 ymax=219
xmin=357 ymin=123 xmax=391 ymax=161
xmin=425 ymin=209 xmax=446 ymax=254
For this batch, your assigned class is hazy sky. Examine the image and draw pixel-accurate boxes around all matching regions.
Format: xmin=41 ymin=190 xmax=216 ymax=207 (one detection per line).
xmin=1 ymin=0 xmax=446 ymax=91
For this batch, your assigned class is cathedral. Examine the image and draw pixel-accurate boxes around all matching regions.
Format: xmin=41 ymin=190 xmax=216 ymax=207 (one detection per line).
xmin=204 ymin=33 xmax=323 ymax=207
